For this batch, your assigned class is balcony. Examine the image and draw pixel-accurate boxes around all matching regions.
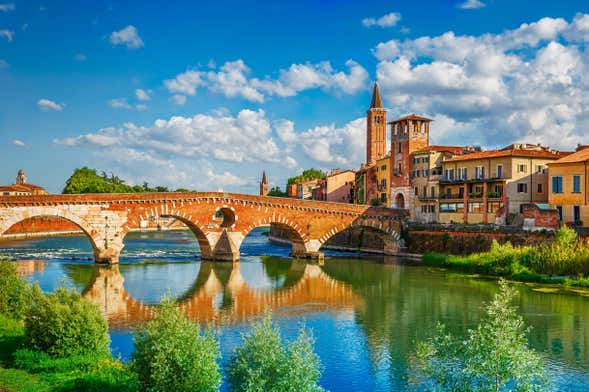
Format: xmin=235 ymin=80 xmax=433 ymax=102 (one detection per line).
xmin=418 ymin=195 xmax=439 ymax=201
xmin=439 ymin=193 xmax=464 ymax=200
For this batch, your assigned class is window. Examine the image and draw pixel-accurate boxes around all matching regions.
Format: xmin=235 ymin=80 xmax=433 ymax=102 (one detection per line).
xmin=398 ymin=143 xmax=402 ymax=153
xmin=517 ymin=183 xmax=528 ymax=193
xmin=574 ymin=205 xmax=581 ymax=223
xmin=380 ymin=193 xmax=387 ymax=202
xmin=397 ymin=163 xmax=402 ymax=174
xmin=518 ymin=164 xmax=527 ymax=173
xmin=487 ymin=201 xmax=503 ymax=213
xmin=458 ymin=167 xmax=468 ymax=180
xmin=423 ymin=186 xmax=427 ymax=198
xmin=556 ymin=205 xmax=563 ymax=221
xmin=573 ymin=175 xmax=581 ymax=193
xmin=423 ymin=169 xmax=429 ymax=177
xmin=440 ymin=202 xmax=464 ymax=213
xmin=445 ymin=168 xmax=455 ymax=181
xmin=381 ymin=164 xmax=387 ymax=171
xmin=414 ymin=187 xmax=418 ymax=195
xmin=475 ymin=166 xmax=485 ymax=179
xmin=497 ymin=164 xmax=503 ymax=178
xmin=536 ymin=165 xmax=545 ymax=173
xmin=552 ymin=176 xmax=563 ymax=194
xmin=468 ymin=202 xmax=484 ymax=213
xmin=537 ymin=183 xmax=543 ymax=193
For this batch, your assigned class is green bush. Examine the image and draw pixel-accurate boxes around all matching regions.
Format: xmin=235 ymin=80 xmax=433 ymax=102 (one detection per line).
xmin=413 ymin=279 xmax=548 ymax=391
xmin=131 ymin=297 xmax=221 ymax=392
xmin=0 ymin=260 xmax=32 ymax=320
xmin=228 ymin=314 xmax=324 ymax=392
xmin=24 ymin=285 xmax=110 ymax=358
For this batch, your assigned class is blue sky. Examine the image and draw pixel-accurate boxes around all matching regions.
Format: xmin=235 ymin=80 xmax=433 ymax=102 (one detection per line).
xmin=1 ymin=0 xmax=588 ymax=194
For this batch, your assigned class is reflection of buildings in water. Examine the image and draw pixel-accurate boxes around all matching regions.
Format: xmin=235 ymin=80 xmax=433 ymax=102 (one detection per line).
xmin=13 ymin=260 xmax=45 ymax=276
xmin=82 ymin=260 xmax=363 ymax=329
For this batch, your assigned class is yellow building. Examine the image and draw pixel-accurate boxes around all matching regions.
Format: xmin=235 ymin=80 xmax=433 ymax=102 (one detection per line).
xmin=438 ymin=144 xmax=564 ymax=224
xmin=411 ymin=146 xmax=465 ymax=222
xmin=375 ymin=154 xmax=391 ymax=205
xmin=548 ymin=147 xmax=589 ymax=226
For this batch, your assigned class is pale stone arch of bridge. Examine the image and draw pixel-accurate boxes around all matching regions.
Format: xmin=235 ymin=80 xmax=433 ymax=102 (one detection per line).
xmin=0 ymin=205 xmax=127 ymax=263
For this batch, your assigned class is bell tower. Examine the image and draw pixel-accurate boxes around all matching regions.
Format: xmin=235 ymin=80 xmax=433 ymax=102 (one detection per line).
xmin=259 ymin=170 xmax=269 ymax=196
xmin=366 ymin=83 xmax=387 ymax=165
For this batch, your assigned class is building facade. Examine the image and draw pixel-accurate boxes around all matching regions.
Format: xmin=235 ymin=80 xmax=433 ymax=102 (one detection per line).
xmin=0 ymin=170 xmax=46 ymax=196
xmin=411 ymin=146 xmax=466 ymax=223
xmin=389 ymin=114 xmax=431 ymax=211
xmin=324 ymin=169 xmax=355 ymax=203
xmin=548 ymin=146 xmax=589 ymax=226
xmin=438 ymin=144 xmax=564 ymax=224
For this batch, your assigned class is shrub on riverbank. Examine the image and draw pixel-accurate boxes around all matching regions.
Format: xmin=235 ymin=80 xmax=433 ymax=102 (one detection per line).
xmin=228 ymin=313 xmax=324 ymax=392
xmin=424 ymin=226 xmax=589 ymax=284
xmin=0 ymin=261 xmax=32 ymax=320
xmin=131 ymin=297 xmax=221 ymax=392
xmin=412 ymin=279 xmax=548 ymax=391
xmin=24 ymin=285 xmax=110 ymax=358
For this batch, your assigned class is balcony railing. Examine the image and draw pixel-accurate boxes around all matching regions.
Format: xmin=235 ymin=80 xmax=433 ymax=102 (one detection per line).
xmin=439 ymin=193 xmax=464 ymax=200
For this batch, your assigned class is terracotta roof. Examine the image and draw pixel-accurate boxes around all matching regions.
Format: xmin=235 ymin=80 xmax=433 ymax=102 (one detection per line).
xmin=413 ymin=145 xmax=464 ymax=155
xmin=0 ymin=184 xmax=44 ymax=192
xmin=370 ymin=83 xmax=383 ymax=109
xmin=445 ymin=148 xmax=565 ymax=162
xmin=548 ymin=148 xmax=589 ymax=164
xmin=389 ymin=113 xmax=432 ymax=123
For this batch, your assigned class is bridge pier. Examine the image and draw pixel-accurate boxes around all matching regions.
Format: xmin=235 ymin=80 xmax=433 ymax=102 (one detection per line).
xmin=291 ymin=240 xmax=324 ymax=263
xmin=204 ymin=230 xmax=243 ymax=262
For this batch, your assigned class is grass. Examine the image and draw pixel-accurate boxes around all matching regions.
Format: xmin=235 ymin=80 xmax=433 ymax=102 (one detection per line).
xmin=422 ymin=227 xmax=589 ymax=288
xmin=0 ymin=314 xmax=136 ymax=392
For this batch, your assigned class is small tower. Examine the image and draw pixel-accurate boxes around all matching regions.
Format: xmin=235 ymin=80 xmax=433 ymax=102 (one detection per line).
xmin=259 ymin=170 xmax=269 ymax=196
xmin=366 ymin=83 xmax=387 ymax=165
xmin=16 ymin=169 xmax=26 ymax=185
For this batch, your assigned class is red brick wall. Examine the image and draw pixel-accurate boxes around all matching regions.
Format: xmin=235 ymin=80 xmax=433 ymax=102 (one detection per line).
xmin=521 ymin=204 xmax=559 ymax=229
xmin=4 ymin=216 xmax=80 ymax=234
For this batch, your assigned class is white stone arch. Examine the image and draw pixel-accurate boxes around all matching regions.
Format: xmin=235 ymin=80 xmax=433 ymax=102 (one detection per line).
xmin=0 ymin=206 xmax=100 ymax=252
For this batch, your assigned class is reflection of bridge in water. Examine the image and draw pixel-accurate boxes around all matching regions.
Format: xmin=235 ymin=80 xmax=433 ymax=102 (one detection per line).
xmin=82 ymin=260 xmax=363 ymax=329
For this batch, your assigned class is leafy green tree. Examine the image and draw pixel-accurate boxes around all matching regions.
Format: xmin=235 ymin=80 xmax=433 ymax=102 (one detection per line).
xmin=0 ymin=260 xmax=31 ymax=320
xmin=287 ymin=169 xmax=326 ymax=186
xmin=228 ymin=314 xmax=324 ymax=392
xmin=267 ymin=186 xmax=287 ymax=197
xmin=413 ymin=279 xmax=549 ymax=391
xmin=24 ymin=285 xmax=110 ymax=358
xmin=131 ymin=297 xmax=221 ymax=392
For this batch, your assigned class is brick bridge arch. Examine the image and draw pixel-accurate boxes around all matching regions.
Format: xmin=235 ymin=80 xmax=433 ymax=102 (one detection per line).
xmin=0 ymin=192 xmax=408 ymax=263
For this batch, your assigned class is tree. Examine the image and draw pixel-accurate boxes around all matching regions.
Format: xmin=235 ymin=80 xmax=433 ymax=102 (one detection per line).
xmin=24 ymin=285 xmax=110 ymax=358
xmin=228 ymin=313 xmax=324 ymax=392
xmin=287 ymin=169 xmax=326 ymax=186
xmin=268 ymin=186 xmax=287 ymax=197
xmin=413 ymin=279 xmax=549 ymax=391
xmin=0 ymin=260 xmax=32 ymax=320
xmin=131 ymin=297 xmax=221 ymax=392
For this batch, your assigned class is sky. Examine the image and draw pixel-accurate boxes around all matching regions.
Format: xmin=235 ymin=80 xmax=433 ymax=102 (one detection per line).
xmin=1 ymin=0 xmax=589 ymax=194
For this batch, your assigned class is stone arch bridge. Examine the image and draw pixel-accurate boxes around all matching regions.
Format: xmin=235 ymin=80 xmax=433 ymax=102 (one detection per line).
xmin=0 ymin=192 xmax=407 ymax=263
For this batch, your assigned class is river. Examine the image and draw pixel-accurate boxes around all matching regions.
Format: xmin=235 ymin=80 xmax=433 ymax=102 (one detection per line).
xmin=2 ymin=228 xmax=589 ymax=391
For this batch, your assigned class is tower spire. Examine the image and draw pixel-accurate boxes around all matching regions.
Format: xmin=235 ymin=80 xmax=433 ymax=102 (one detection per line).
xmin=370 ymin=82 xmax=382 ymax=109
xmin=260 ymin=170 xmax=269 ymax=196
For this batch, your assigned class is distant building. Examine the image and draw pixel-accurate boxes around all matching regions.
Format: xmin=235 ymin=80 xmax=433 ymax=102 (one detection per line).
xmin=0 ymin=169 xmax=46 ymax=196
xmin=324 ymin=169 xmax=355 ymax=203
xmin=297 ymin=178 xmax=322 ymax=200
xmin=548 ymin=145 xmax=589 ymax=225
xmin=259 ymin=170 xmax=269 ymax=196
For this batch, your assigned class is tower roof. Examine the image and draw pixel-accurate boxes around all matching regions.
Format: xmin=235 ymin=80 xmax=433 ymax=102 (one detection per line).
xmin=370 ymin=83 xmax=383 ymax=109
xmin=261 ymin=170 xmax=267 ymax=184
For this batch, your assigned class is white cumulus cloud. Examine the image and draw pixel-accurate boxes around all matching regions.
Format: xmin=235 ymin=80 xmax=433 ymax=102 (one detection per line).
xmin=12 ymin=139 xmax=25 ymax=147
xmin=108 ymin=98 xmax=132 ymax=109
xmin=0 ymin=3 xmax=14 ymax=11
xmin=362 ymin=12 xmax=401 ymax=28
xmin=110 ymin=25 xmax=143 ymax=49
xmin=37 ymin=99 xmax=64 ymax=111
xmin=458 ymin=0 xmax=485 ymax=9
xmin=0 ymin=29 xmax=13 ymax=42
xmin=164 ymin=59 xmax=368 ymax=103
xmin=373 ymin=13 xmax=589 ymax=150
xmin=135 ymin=89 xmax=151 ymax=101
